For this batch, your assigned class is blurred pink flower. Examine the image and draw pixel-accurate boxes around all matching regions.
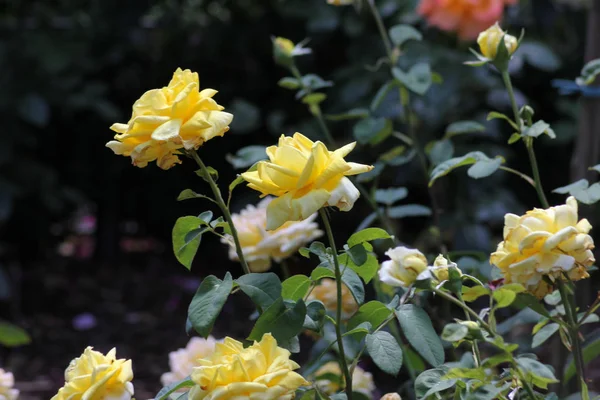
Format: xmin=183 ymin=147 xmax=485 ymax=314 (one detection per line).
xmin=418 ymin=0 xmax=517 ymax=40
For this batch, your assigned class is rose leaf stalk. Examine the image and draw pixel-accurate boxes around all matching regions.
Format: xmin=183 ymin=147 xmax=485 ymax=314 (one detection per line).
xmin=319 ymin=208 xmax=353 ymax=400
xmin=557 ymin=279 xmax=589 ymax=399
xmin=188 ymin=150 xmax=251 ymax=275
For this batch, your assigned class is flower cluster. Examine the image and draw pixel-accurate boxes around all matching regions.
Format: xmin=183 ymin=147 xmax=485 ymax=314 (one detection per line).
xmin=312 ymin=361 xmax=375 ymax=398
xmin=222 ymin=197 xmax=323 ymax=272
xmin=161 ymin=336 xmax=219 ymax=388
xmin=307 ymin=278 xmax=358 ymax=321
xmin=491 ymin=196 xmax=595 ymax=298
xmin=418 ymin=0 xmax=517 ymax=40
xmin=52 ymin=347 xmax=134 ymax=400
xmin=0 ymin=369 xmax=18 ymax=400
xmin=241 ymin=133 xmax=373 ymax=230
xmin=188 ymin=333 xmax=308 ymax=399
xmin=107 ymin=68 xmax=233 ymax=170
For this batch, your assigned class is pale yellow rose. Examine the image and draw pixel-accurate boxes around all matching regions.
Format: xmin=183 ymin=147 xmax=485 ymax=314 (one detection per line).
xmin=188 ymin=333 xmax=308 ymax=400
xmin=307 ymin=278 xmax=358 ymax=321
xmin=427 ymin=254 xmax=461 ymax=282
xmin=327 ymin=0 xmax=354 ymax=5
xmin=0 ymin=369 xmax=18 ymax=400
xmin=490 ymin=196 xmax=595 ymax=298
xmin=107 ymin=68 xmax=233 ymax=170
xmin=241 ymin=132 xmax=373 ymax=230
xmin=477 ymin=23 xmax=518 ymax=59
xmin=161 ymin=336 xmax=219 ymax=389
xmin=312 ymin=361 xmax=375 ymax=398
xmin=222 ymin=197 xmax=323 ymax=272
xmin=51 ymin=347 xmax=134 ymax=400
xmin=380 ymin=394 xmax=402 ymax=400
xmin=378 ymin=246 xmax=428 ymax=288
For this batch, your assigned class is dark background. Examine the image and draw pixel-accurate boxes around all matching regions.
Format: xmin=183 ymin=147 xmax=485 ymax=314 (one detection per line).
xmin=0 ymin=0 xmax=598 ymax=398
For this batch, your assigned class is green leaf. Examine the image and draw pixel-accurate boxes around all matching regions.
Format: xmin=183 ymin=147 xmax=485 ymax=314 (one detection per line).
xmin=444 ymin=367 xmax=487 ymax=380
xmin=389 ymin=24 xmax=422 ymax=47
xmin=339 ymin=252 xmax=379 ymax=284
xmin=508 ymin=133 xmax=521 ymax=144
xmin=444 ymin=121 xmax=485 ymax=139
xmin=577 ymin=58 xmax=600 ymax=86
xmin=348 ymin=301 xmax=393 ymax=331
xmin=519 ymin=41 xmax=561 ymax=72
xmin=188 ymin=273 xmax=233 ymax=337
xmin=415 ymin=368 xmax=448 ymax=398
xmin=196 ymin=166 xmax=219 ymax=182
xmin=235 ymin=273 xmax=282 ymax=311
xmin=429 ymin=151 xmax=505 ymax=186
xmin=155 ymin=377 xmax=195 ymax=400
xmin=248 ymin=297 xmax=307 ymax=342
xmin=325 ymin=108 xmax=369 ymax=121
xmin=422 ymin=379 xmax=457 ymax=399
xmin=517 ymin=357 xmax=558 ymax=389
xmin=311 ymin=266 xmax=335 ymax=281
xmin=301 ymin=74 xmax=333 ymax=91
xmin=487 ymin=111 xmax=519 ymax=131
xmin=428 ymin=139 xmax=454 ymax=165
xmin=226 ymin=146 xmax=267 ymax=169
xmin=375 ymin=187 xmax=408 ymax=206
xmin=353 ymin=118 xmax=393 ymax=146
xmin=462 ymin=286 xmax=490 ymax=302
xmin=371 ymin=81 xmax=397 ymax=112
xmin=0 ymin=322 xmax=30 ymax=347
xmin=344 ymin=321 xmax=372 ymax=338
xmin=513 ymin=293 xmax=551 ymax=318
xmin=396 ymin=304 xmax=445 ymax=366
xmin=341 ymin=267 xmax=365 ymax=305
xmin=532 ymin=323 xmax=559 ymax=348
xmin=464 ymin=383 xmax=511 ymax=400
xmin=522 ymin=120 xmax=556 ymax=139
xmin=302 ymin=93 xmax=327 ymax=106
xmin=492 ymin=288 xmax=517 ymax=308
xmin=441 ymin=323 xmax=469 ymax=342
xmin=278 ymin=77 xmax=300 ymax=90
xmin=347 ymin=228 xmax=392 ymax=247
xmin=172 ymin=216 xmax=206 ymax=270
xmin=345 ymin=244 xmax=367 ymax=266
xmin=282 ymin=275 xmax=311 ymax=301
xmin=229 ymin=98 xmax=260 ymax=134
xmin=579 ymin=312 xmax=600 ymax=325
xmin=387 ymin=204 xmax=432 ymax=219
xmin=553 ymin=180 xmax=600 ymax=205
xmin=366 ymin=331 xmax=403 ymax=375
xmin=392 ymin=63 xmax=432 ymax=95
xmin=304 ymin=300 xmax=326 ymax=332
xmin=177 ymin=189 xmax=213 ymax=202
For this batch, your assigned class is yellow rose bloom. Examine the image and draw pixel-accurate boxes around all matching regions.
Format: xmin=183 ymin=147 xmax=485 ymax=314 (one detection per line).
xmin=241 ymin=132 xmax=373 ymax=230
xmin=52 ymin=347 xmax=134 ymax=400
xmin=0 ymin=369 xmax=19 ymax=400
xmin=477 ymin=23 xmax=518 ymax=60
xmin=222 ymin=197 xmax=323 ymax=272
xmin=107 ymin=68 xmax=233 ymax=170
xmin=189 ymin=333 xmax=308 ymax=400
xmin=307 ymin=278 xmax=358 ymax=321
xmin=428 ymin=254 xmax=461 ymax=282
xmin=161 ymin=336 xmax=219 ymax=389
xmin=490 ymin=196 xmax=595 ymax=298
xmin=378 ymin=246 xmax=428 ymax=288
xmin=312 ymin=361 xmax=375 ymax=398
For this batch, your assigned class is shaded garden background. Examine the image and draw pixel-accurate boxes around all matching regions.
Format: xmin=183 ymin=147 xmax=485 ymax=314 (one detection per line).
xmin=0 ymin=0 xmax=598 ymax=398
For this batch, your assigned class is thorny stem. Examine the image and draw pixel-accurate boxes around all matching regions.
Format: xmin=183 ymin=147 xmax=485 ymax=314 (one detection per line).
xmin=501 ymin=70 xmax=549 ymax=209
xmin=558 ymin=280 xmax=589 ymax=399
xmin=189 ymin=151 xmax=251 ymax=275
xmin=319 ymin=208 xmax=353 ymax=400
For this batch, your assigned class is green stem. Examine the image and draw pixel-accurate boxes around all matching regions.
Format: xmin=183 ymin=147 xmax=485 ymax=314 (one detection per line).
xmin=189 ymin=151 xmax=251 ymax=275
xmin=557 ymin=280 xmax=589 ymax=399
xmin=499 ymin=166 xmax=536 ymax=188
xmin=280 ymin=259 xmax=291 ymax=280
xmin=366 ymin=0 xmax=394 ymax=62
xmin=457 ymin=292 xmax=482 ymax=367
xmin=501 ymin=70 xmax=549 ymax=209
xmin=319 ymin=208 xmax=353 ymax=400
xmin=355 ymin=182 xmax=399 ymax=243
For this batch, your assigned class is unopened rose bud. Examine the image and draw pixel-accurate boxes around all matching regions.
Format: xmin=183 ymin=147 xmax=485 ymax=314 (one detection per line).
xmin=477 ymin=22 xmax=518 ymax=60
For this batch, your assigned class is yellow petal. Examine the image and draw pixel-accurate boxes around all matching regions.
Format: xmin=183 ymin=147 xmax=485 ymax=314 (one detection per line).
xmin=151 ymin=119 xmax=183 ymax=142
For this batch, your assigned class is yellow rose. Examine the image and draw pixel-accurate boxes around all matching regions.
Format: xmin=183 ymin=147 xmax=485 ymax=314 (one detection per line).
xmin=107 ymin=68 xmax=233 ymax=170
xmin=380 ymin=394 xmax=402 ymax=400
xmin=477 ymin=23 xmax=518 ymax=59
xmin=307 ymin=278 xmax=358 ymax=320
xmin=378 ymin=246 xmax=428 ymax=288
xmin=327 ymin=0 xmax=354 ymax=5
xmin=241 ymin=132 xmax=373 ymax=230
xmin=429 ymin=254 xmax=461 ymax=282
xmin=312 ymin=361 xmax=375 ymax=397
xmin=161 ymin=336 xmax=219 ymax=389
xmin=52 ymin=347 xmax=134 ymax=400
xmin=189 ymin=333 xmax=308 ymax=400
xmin=0 ymin=369 xmax=18 ymax=400
xmin=490 ymin=196 xmax=595 ymax=298
xmin=222 ymin=197 xmax=323 ymax=272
